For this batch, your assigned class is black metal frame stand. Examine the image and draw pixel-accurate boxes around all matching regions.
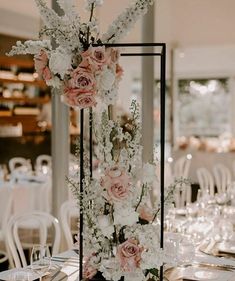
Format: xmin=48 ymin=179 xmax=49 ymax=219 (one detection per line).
xmin=79 ymin=43 xmax=166 ymax=281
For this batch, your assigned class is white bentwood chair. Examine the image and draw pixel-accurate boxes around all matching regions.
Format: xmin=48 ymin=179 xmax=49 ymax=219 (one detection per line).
xmin=0 ymin=187 xmax=13 ymax=267
xmin=6 ymin=211 xmax=61 ymax=268
xmin=213 ymin=163 xmax=232 ymax=194
xmin=174 ymin=182 xmax=192 ymax=208
xmin=9 ymin=157 xmax=32 ymax=173
xmin=197 ymin=167 xmax=215 ymax=196
xmin=173 ymin=155 xmax=192 ymax=179
xmin=60 ymin=200 xmax=79 ymax=249
xmin=35 ymin=155 xmax=52 ymax=174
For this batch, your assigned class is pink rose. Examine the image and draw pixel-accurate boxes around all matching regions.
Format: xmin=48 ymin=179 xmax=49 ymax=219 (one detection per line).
xmin=101 ymin=167 xmax=131 ymax=202
xmin=34 ymin=50 xmax=48 ymax=77
xmin=138 ymin=205 xmax=154 ymax=222
xmin=117 ymin=239 xmax=142 ymax=272
xmin=82 ymin=46 xmax=107 ymax=70
xmin=83 ymin=256 xmax=97 ymax=280
xmin=42 ymin=66 xmax=52 ymax=81
xmin=63 ymin=89 xmax=97 ymax=109
xmin=69 ymin=67 xmax=96 ymax=91
xmin=116 ymin=64 xmax=124 ymax=79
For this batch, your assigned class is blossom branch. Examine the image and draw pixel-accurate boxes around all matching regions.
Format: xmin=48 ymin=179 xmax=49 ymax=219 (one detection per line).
xmin=135 ymin=183 xmax=146 ymax=211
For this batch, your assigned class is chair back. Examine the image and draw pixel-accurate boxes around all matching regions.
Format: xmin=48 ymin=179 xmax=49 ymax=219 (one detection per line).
xmin=0 ymin=187 xmax=13 ymax=231
xmin=174 ymin=182 xmax=192 ymax=208
xmin=60 ymin=200 xmax=78 ymax=249
xmin=35 ymin=155 xmax=51 ymax=174
xmin=213 ymin=163 xmax=232 ymax=194
xmin=6 ymin=211 xmax=61 ymax=268
xmin=173 ymin=155 xmax=191 ymax=179
xmin=197 ymin=167 xmax=215 ymax=196
xmin=9 ymin=157 xmax=32 ymax=173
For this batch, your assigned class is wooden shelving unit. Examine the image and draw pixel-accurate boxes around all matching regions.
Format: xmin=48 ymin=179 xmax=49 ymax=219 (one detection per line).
xmin=0 ymin=77 xmax=47 ymax=89
xmin=0 ymin=52 xmax=50 ymax=134
xmin=0 ymin=96 xmax=50 ymax=104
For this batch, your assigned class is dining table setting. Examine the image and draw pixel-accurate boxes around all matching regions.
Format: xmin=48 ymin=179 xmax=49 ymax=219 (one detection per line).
xmin=163 ymin=185 xmax=235 ymax=281
xmin=1 ymin=189 xmax=235 ymax=281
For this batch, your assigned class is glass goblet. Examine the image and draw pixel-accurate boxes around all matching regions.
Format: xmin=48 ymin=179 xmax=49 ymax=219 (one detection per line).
xmin=30 ymin=245 xmax=51 ymax=281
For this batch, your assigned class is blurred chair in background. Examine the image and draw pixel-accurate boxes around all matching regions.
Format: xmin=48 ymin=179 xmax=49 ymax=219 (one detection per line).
xmin=173 ymin=155 xmax=192 ymax=179
xmin=8 ymin=157 xmax=32 ymax=174
xmin=213 ymin=163 xmax=232 ymax=194
xmin=197 ymin=167 xmax=215 ymax=197
xmin=35 ymin=155 xmax=51 ymax=175
xmin=60 ymin=200 xmax=79 ymax=249
xmin=174 ymin=182 xmax=192 ymax=208
xmin=6 ymin=211 xmax=61 ymax=268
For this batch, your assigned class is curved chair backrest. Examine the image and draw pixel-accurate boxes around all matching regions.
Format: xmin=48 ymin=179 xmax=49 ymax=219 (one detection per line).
xmin=173 ymin=156 xmax=191 ymax=179
xmin=213 ymin=163 xmax=232 ymax=194
xmin=0 ymin=187 xmax=13 ymax=231
xmin=174 ymin=182 xmax=192 ymax=208
xmin=35 ymin=155 xmax=52 ymax=172
xmin=60 ymin=200 xmax=79 ymax=249
xmin=197 ymin=167 xmax=215 ymax=196
xmin=6 ymin=211 xmax=61 ymax=268
xmin=9 ymin=157 xmax=32 ymax=173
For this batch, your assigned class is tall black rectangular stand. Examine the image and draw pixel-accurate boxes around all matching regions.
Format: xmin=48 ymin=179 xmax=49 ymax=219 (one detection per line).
xmin=79 ymin=43 xmax=166 ymax=281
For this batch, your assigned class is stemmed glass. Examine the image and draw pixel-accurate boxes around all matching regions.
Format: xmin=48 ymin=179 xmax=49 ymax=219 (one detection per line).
xmin=30 ymin=245 xmax=51 ymax=281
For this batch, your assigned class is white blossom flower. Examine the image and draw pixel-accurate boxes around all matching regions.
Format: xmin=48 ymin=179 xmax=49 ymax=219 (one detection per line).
xmin=49 ymin=48 xmax=71 ymax=78
xmin=113 ymin=207 xmax=139 ymax=227
xmin=97 ymin=215 xmax=114 ymax=238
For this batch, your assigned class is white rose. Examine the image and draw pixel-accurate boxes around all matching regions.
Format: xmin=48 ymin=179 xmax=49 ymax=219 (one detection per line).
xmin=97 ymin=215 xmax=114 ymax=238
xmin=113 ymin=208 xmax=139 ymax=226
xmin=99 ymin=67 xmax=115 ymax=91
xmin=49 ymin=49 xmax=71 ymax=78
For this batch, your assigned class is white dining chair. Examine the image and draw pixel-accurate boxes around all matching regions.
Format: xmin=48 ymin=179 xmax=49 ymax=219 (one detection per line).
xmin=9 ymin=157 xmax=32 ymax=173
xmin=60 ymin=200 xmax=79 ymax=249
xmin=0 ymin=187 xmax=13 ymax=267
xmin=173 ymin=155 xmax=192 ymax=179
xmin=213 ymin=163 xmax=232 ymax=194
xmin=6 ymin=211 xmax=61 ymax=268
xmin=35 ymin=155 xmax=52 ymax=174
xmin=174 ymin=182 xmax=192 ymax=208
xmin=197 ymin=167 xmax=215 ymax=196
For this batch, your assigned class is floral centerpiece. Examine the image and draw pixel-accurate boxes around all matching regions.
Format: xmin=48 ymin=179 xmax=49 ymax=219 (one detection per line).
xmin=8 ymin=0 xmax=179 ymax=280
xmin=69 ymin=100 xmax=176 ymax=281
xmin=8 ymin=0 xmax=155 ymax=110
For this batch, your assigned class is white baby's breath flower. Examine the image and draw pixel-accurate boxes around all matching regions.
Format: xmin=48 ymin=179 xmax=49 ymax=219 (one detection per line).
xmin=49 ymin=48 xmax=71 ymax=78
xmin=113 ymin=207 xmax=139 ymax=227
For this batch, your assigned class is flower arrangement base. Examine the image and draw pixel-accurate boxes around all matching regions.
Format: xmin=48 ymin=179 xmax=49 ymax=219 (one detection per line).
xmin=91 ymin=272 xmax=124 ymax=281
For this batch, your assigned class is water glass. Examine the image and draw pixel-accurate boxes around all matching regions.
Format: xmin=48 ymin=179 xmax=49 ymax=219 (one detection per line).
xmin=30 ymin=245 xmax=51 ymax=281
xmin=178 ymin=236 xmax=195 ymax=263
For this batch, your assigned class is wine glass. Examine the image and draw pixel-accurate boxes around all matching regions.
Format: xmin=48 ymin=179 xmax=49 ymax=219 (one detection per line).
xmin=30 ymin=245 xmax=51 ymax=281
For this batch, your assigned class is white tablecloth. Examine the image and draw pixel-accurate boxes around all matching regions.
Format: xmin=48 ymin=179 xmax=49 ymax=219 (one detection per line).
xmin=0 ymin=178 xmax=51 ymax=217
